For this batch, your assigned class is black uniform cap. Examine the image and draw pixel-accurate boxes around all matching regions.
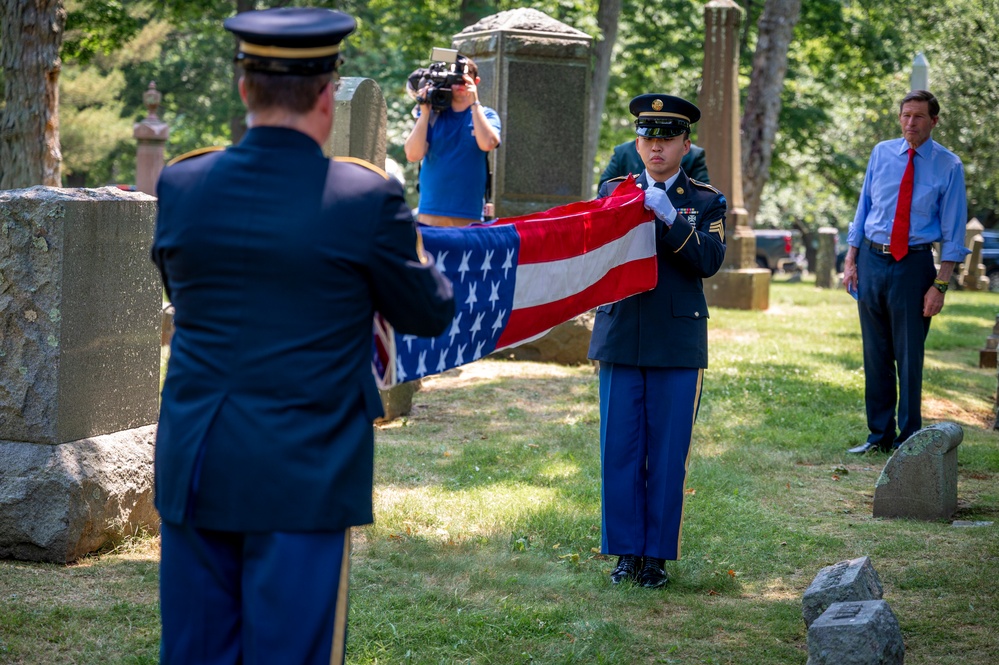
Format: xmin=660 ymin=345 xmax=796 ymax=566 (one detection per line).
xmin=630 ymin=93 xmax=700 ymax=138
xmin=224 ymin=8 xmax=357 ymax=76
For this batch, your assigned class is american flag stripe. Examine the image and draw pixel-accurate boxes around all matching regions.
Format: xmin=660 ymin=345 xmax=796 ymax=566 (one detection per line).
xmin=497 ymin=254 xmax=658 ymax=348
xmin=506 ymin=188 xmax=649 ymax=263
xmin=510 ymin=222 xmax=657 ymax=310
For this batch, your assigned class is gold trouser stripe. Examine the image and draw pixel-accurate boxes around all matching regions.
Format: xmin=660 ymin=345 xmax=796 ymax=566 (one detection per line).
xmin=675 ymin=369 xmax=704 ymax=560
xmin=674 ymin=227 xmax=696 ymax=253
xmin=240 ymin=41 xmax=340 ymax=59
xmin=329 ymin=529 xmax=352 ymax=665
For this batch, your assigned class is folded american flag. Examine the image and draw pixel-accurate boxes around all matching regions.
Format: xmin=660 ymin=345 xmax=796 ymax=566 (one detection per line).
xmin=373 ymin=176 xmax=656 ymax=389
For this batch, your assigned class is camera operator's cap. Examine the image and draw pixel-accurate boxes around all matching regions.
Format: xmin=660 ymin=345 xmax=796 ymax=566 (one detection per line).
xmin=630 ymin=93 xmax=700 ymax=138
xmin=224 ymin=7 xmax=356 ymax=75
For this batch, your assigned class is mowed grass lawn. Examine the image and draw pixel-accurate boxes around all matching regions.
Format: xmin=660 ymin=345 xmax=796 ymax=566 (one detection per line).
xmin=1 ymin=279 xmax=997 ymax=664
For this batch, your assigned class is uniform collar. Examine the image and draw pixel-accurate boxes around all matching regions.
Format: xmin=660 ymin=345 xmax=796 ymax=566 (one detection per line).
xmin=240 ymin=126 xmax=325 ymax=155
xmin=639 ymin=168 xmax=690 ymax=198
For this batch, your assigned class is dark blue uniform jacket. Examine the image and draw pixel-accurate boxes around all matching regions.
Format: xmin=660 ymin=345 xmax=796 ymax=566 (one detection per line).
xmin=152 ymin=127 xmax=453 ymax=532
xmin=588 ymin=169 xmax=727 ymax=368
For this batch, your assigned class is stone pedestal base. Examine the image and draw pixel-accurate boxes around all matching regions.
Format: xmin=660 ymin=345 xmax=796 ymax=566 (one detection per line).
xmin=378 ymin=381 xmax=420 ymax=422
xmin=0 ymin=426 xmax=158 ymax=563
xmin=499 ymin=312 xmax=594 ymax=365
xmin=704 ymin=268 xmax=771 ymax=310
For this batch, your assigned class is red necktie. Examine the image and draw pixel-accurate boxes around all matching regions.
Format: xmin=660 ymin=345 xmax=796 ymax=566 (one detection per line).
xmin=890 ymin=148 xmax=916 ymax=260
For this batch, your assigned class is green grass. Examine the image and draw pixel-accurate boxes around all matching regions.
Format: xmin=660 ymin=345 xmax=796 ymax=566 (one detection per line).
xmin=2 ymin=279 xmax=998 ymax=664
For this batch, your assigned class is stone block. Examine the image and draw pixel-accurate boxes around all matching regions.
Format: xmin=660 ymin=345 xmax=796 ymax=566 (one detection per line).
xmin=802 ymin=556 xmax=884 ymax=628
xmin=0 ymin=187 xmax=161 ymax=445
xmin=453 ymin=9 xmax=593 ymax=217
xmin=377 ymin=380 xmax=419 ymax=423
xmin=704 ymin=268 xmax=771 ymax=310
xmin=815 ymin=227 xmax=838 ymax=288
xmin=806 ymin=600 xmax=904 ymax=665
xmin=0 ymin=426 xmax=158 ymax=563
xmin=499 ymin=311 xmax=594 ymax=365
xmin=873 ymin=422 xmax=963 ymax=520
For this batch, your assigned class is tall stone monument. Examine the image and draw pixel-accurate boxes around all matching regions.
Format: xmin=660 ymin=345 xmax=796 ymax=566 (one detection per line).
xmin=0 ymin=187 xmax=161 ymax=562
xmin=324 ymin=77 xmax=415 ymax=419
xmin=452 ymin=8 xmax=593 ymax=217
xmin=699 ymin=0 xmax=770 ymax=310
xmin=133 ymin=82 xmax=170 ymax=196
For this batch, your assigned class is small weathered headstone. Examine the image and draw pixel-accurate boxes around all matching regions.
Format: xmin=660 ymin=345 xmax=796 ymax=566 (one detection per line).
xmin=806 ymin=600 xmax=904 ymax=665
xmin=873 ymin=422 xmax=962 ymax=520
xmin=979 ymin=314 xmax=999 ymax=369
xmin=802 ymin=556 xmax=884 ymax=628
xmin=814 ymin=227 xmax=838 ymax=288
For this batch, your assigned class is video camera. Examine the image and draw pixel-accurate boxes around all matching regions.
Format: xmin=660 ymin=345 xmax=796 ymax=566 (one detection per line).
xmin=406 ymin=48 xmax=470 ymax=112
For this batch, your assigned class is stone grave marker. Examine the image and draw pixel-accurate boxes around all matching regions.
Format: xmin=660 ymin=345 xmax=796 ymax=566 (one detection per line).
xmin=1 ymin=187 xmax=161 ymax=562
xmin=806 ymin=600 xmax=904 ymax=665
xmin=802 ymin=556 xmax=884 ymax=628
xmin=873 ymin=422 xmax=962 ymax=520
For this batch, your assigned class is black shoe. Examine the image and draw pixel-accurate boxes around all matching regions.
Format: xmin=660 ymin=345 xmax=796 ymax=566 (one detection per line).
xmin=846 ymin=441 xmax=891 ymax=454
xmin=610 ymin=555 xmax=641 ymax=584
xmin=638 ymin=557 xmax=668 ymax=589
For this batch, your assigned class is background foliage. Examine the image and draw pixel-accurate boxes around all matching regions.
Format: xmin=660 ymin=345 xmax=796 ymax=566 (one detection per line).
xmin=51 ymin=0 xmax=999 ymax=227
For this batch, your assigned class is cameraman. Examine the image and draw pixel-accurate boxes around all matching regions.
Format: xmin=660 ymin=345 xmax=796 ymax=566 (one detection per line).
xmin=404 ymin=55 xmax=501 ymax=226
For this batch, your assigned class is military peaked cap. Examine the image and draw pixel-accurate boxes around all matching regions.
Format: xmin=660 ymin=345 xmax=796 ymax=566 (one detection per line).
xmin=224 ymin=7 xmax=356 ymax=75
xmin=630 ymin=94 xmax=701 ymax=138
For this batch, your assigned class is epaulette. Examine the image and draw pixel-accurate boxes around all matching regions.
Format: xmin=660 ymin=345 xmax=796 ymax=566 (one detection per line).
xmin=690 ymin=178 xmax=722 ymax=194
xmin=333 ymin=156 xmax=389 ymax=180
xmin=166 ymin=146 xmax=225 ymax=167
xmin=606 ymin=175 xmax=628 ymax=183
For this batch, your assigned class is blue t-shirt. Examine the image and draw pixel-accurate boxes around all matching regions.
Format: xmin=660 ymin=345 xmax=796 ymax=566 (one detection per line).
xmin=418 ymin=105 xmax=501 ymax=221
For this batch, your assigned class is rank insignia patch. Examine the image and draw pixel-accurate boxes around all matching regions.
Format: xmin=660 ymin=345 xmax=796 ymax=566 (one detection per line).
xmin=709 ymin=220 xmax=725 ymax=242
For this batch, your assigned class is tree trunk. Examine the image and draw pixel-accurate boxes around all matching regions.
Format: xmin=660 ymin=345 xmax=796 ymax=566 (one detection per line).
xmin=740 ymin=0 xmax=801 ymax=226
xmin=460 ymin=0 xmax=496 ymax=28
xmin=228 ymin=0 xmax=255 ymax=145
xmin=585 ymin=0 xmax=621 ymax=197
xmin=0 ymin=0 xmax=67 ymax=188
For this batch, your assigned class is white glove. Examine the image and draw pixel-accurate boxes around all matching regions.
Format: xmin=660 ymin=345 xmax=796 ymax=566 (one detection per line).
xmin=643 ymin=186 xmax=677 ymax=225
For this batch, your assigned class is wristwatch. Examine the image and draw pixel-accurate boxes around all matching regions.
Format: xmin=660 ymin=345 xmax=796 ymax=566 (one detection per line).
xmin=933 ymin=278 xmax=949 ymax=293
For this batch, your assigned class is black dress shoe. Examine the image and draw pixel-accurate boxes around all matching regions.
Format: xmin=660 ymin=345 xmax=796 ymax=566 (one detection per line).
xmin=846 ymin=441 xmax=891 ymax=454
xmin=610 ymin=555 xmax=641 ymax=584
xmin=638 ymin=557 xmax=668 ymax=589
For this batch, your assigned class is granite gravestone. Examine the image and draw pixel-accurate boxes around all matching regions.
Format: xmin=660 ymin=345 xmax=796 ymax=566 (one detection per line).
xmin=814 ymin=227 xmax=838 ymax=288
xmin=452 ymin=8 xmax=593 ymax=218
xmin=873 ymin=422 xmax=963 ymax=520
xmin=979 ymin=314 xmax=998 ymax=369
xmin=1 ymin=187 xmax=161 ymax=562
xmin=699 ymin=0 xmax=770 ymax=310
xmin=452 ymin=9 xmax=597 ymax=364
xmin=806 ymin=601 xmax=905 ymax=665
xmin=802 ymin=556 xmax=884 ymax=628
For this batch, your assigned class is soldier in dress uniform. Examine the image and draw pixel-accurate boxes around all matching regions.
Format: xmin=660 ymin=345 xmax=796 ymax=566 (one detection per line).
xmin=151 ymin=8 xmax=454 ymax=664
xmin=588 ymin=93 xmax=727 ymax=589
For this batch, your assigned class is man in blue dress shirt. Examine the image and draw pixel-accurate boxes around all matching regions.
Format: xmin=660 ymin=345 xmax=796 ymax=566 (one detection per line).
xmin=842 ymin=90 xmax=969 ymax=454
xmin=589 ymin=94 xmax=727 ymax=589
xmin=152 ymin=8 xmax=454 ymax=664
